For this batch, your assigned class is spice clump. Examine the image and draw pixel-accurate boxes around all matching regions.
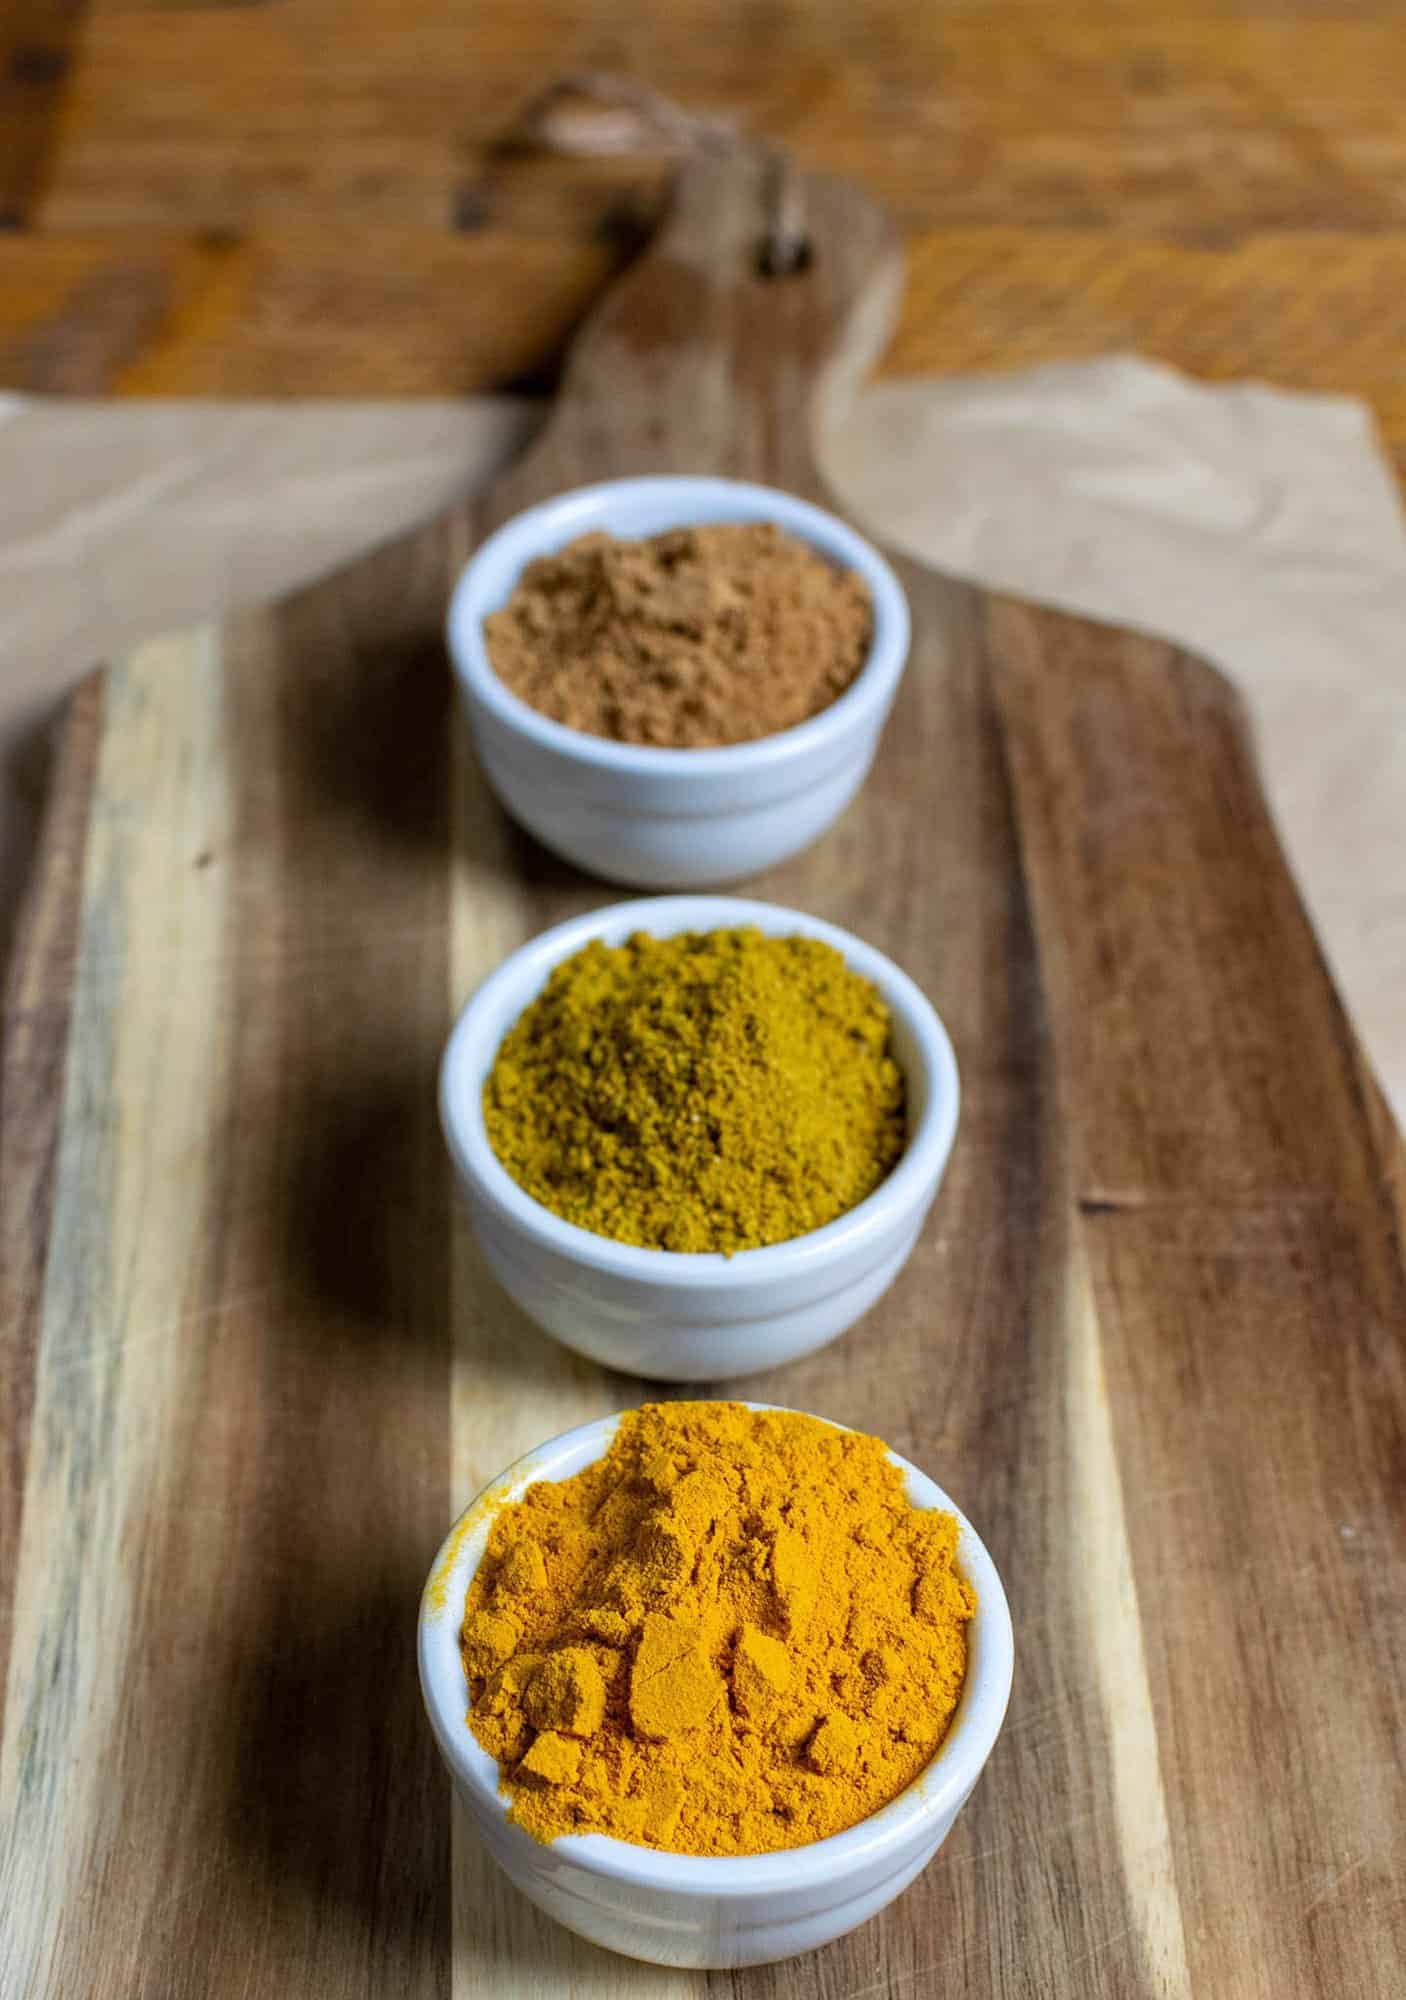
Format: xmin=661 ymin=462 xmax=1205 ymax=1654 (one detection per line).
xmin=483 ymin=521 xmax=873 ymax=748
xmin=482 ymin=927 xmax=906 ymax=1254
xmin=463 ymin=1402 xmax=975 ymax=1856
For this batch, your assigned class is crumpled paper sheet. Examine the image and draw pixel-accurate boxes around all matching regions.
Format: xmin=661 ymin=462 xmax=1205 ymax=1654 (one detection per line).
xmin=0 ymin=394 xmax=537 ymax=947
xmin=819 ymin=358 xmax=1406 ymax=1134
xmin=2 ymin=360 xmax=1402 ymax=1129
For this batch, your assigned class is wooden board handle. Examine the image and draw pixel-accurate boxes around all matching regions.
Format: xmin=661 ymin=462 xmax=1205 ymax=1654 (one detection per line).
xmin=487 ymin=143 xmax=903 ymax=521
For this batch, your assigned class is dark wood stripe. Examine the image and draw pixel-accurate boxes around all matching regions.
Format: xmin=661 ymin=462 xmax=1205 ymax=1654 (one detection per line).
xmin=990 ymin=599 xmax=1406 ymax=1995
xmin=0 ymin=257 xmax=171 ymax=391
xmin=0 ymin=673 xmax=103 ymax=1734
xmin=0 ymin=0 xmax=90 ymax=228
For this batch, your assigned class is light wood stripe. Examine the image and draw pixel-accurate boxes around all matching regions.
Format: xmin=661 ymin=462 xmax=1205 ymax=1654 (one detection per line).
xmin=0 ymin=676 xmax=104 ymax=1735
xmin=446 ymin=714 xmax=623 ymax=1493
xmin=446 ymin=706 xmax=687 ymax=1997
xmin=0 ymin=629 xmax=230 ymax=1990
xmin=1065 ymin=1243 xmax=1192 ymax=2000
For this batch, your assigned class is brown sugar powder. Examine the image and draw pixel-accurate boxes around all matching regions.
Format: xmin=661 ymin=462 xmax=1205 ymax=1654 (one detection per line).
xmin=483 ymin=521 xmax=873 ymax=749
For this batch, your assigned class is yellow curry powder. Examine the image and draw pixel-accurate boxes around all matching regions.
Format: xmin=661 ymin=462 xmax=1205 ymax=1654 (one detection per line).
xmin=462 ymin=1403 xmax=975 ymax=1856
xmin=482 ymin=929 xmax=906 ymax=1253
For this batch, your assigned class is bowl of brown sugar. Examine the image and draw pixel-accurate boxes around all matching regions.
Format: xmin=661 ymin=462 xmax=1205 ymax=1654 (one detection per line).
xmin=446 ymin=476 xmax=910 ymax=887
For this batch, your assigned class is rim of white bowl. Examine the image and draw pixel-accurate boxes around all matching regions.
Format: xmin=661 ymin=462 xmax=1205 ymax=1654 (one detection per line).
xmin=446 ymin=475 xmax=912 ymax=776
xmin=418 ymin=1403 xmax=1015 ymax=1898
xmin=439 ymin=896 xmax=960 ymax=1286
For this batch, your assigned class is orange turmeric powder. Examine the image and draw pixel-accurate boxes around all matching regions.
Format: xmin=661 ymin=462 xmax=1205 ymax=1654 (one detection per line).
xmin=462 ymin=1403 xmax=975 ymax=1856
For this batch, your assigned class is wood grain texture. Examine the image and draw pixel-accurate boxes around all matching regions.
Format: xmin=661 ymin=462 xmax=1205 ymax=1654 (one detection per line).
xmin=4 ymin=1 xmax=1406 ymax=478
xmin=3 ymin=145 xmax=1405 ymax=1998
xmin=988 ymin=608 xmax=1406 ymax=1994
xmin=0 ymin=0 xmax=90 ymax=229
xmin=0 ymin=672 xmax=101 ymax=1727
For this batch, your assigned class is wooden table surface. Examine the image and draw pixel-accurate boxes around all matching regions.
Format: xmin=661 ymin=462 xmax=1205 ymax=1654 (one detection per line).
xmin=4 ymin=0 xmax=1406 ymax=480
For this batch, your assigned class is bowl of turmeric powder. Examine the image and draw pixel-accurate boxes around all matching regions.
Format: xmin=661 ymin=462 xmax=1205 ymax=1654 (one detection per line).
xmin=419 ymin=1401 xmax=1013 ymax=1969
xmin=446 ymin=475 xmax=911 ymax=888
xmin=439 ymin=895 xmax=960 ymax=1380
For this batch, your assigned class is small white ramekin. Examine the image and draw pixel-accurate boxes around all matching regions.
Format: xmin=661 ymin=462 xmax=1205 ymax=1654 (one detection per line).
xmin=439 ymin=895 xmax=959 ymax=1382
xmin=446 ymin=475 xmax=911 ymax=888
xmin=419 ymin=1407 xmax=1014 ymax=1969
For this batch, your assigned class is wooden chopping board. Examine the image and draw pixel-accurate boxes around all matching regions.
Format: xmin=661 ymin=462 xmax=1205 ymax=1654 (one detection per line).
xmin=3 ymin=148 xmax=1405 ymax=1999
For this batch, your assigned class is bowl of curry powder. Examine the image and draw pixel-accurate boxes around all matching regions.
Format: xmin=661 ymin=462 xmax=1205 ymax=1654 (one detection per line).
xmin=439 ymin=895 xmax=960 ymax=1381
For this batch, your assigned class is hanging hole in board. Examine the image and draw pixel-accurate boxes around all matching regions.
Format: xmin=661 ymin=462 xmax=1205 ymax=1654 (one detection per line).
xmin=756 ymin=234 xmax=814 ymax=279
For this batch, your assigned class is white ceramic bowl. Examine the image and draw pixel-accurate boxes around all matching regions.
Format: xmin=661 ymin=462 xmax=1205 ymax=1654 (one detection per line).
xmin=439 ymin=895 xmax=959 ymax=1382
xmin=419 ymin=1406 xmax=1014 ymax=1969
xmin=446 ymin=475 xmax=911 ymax=888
